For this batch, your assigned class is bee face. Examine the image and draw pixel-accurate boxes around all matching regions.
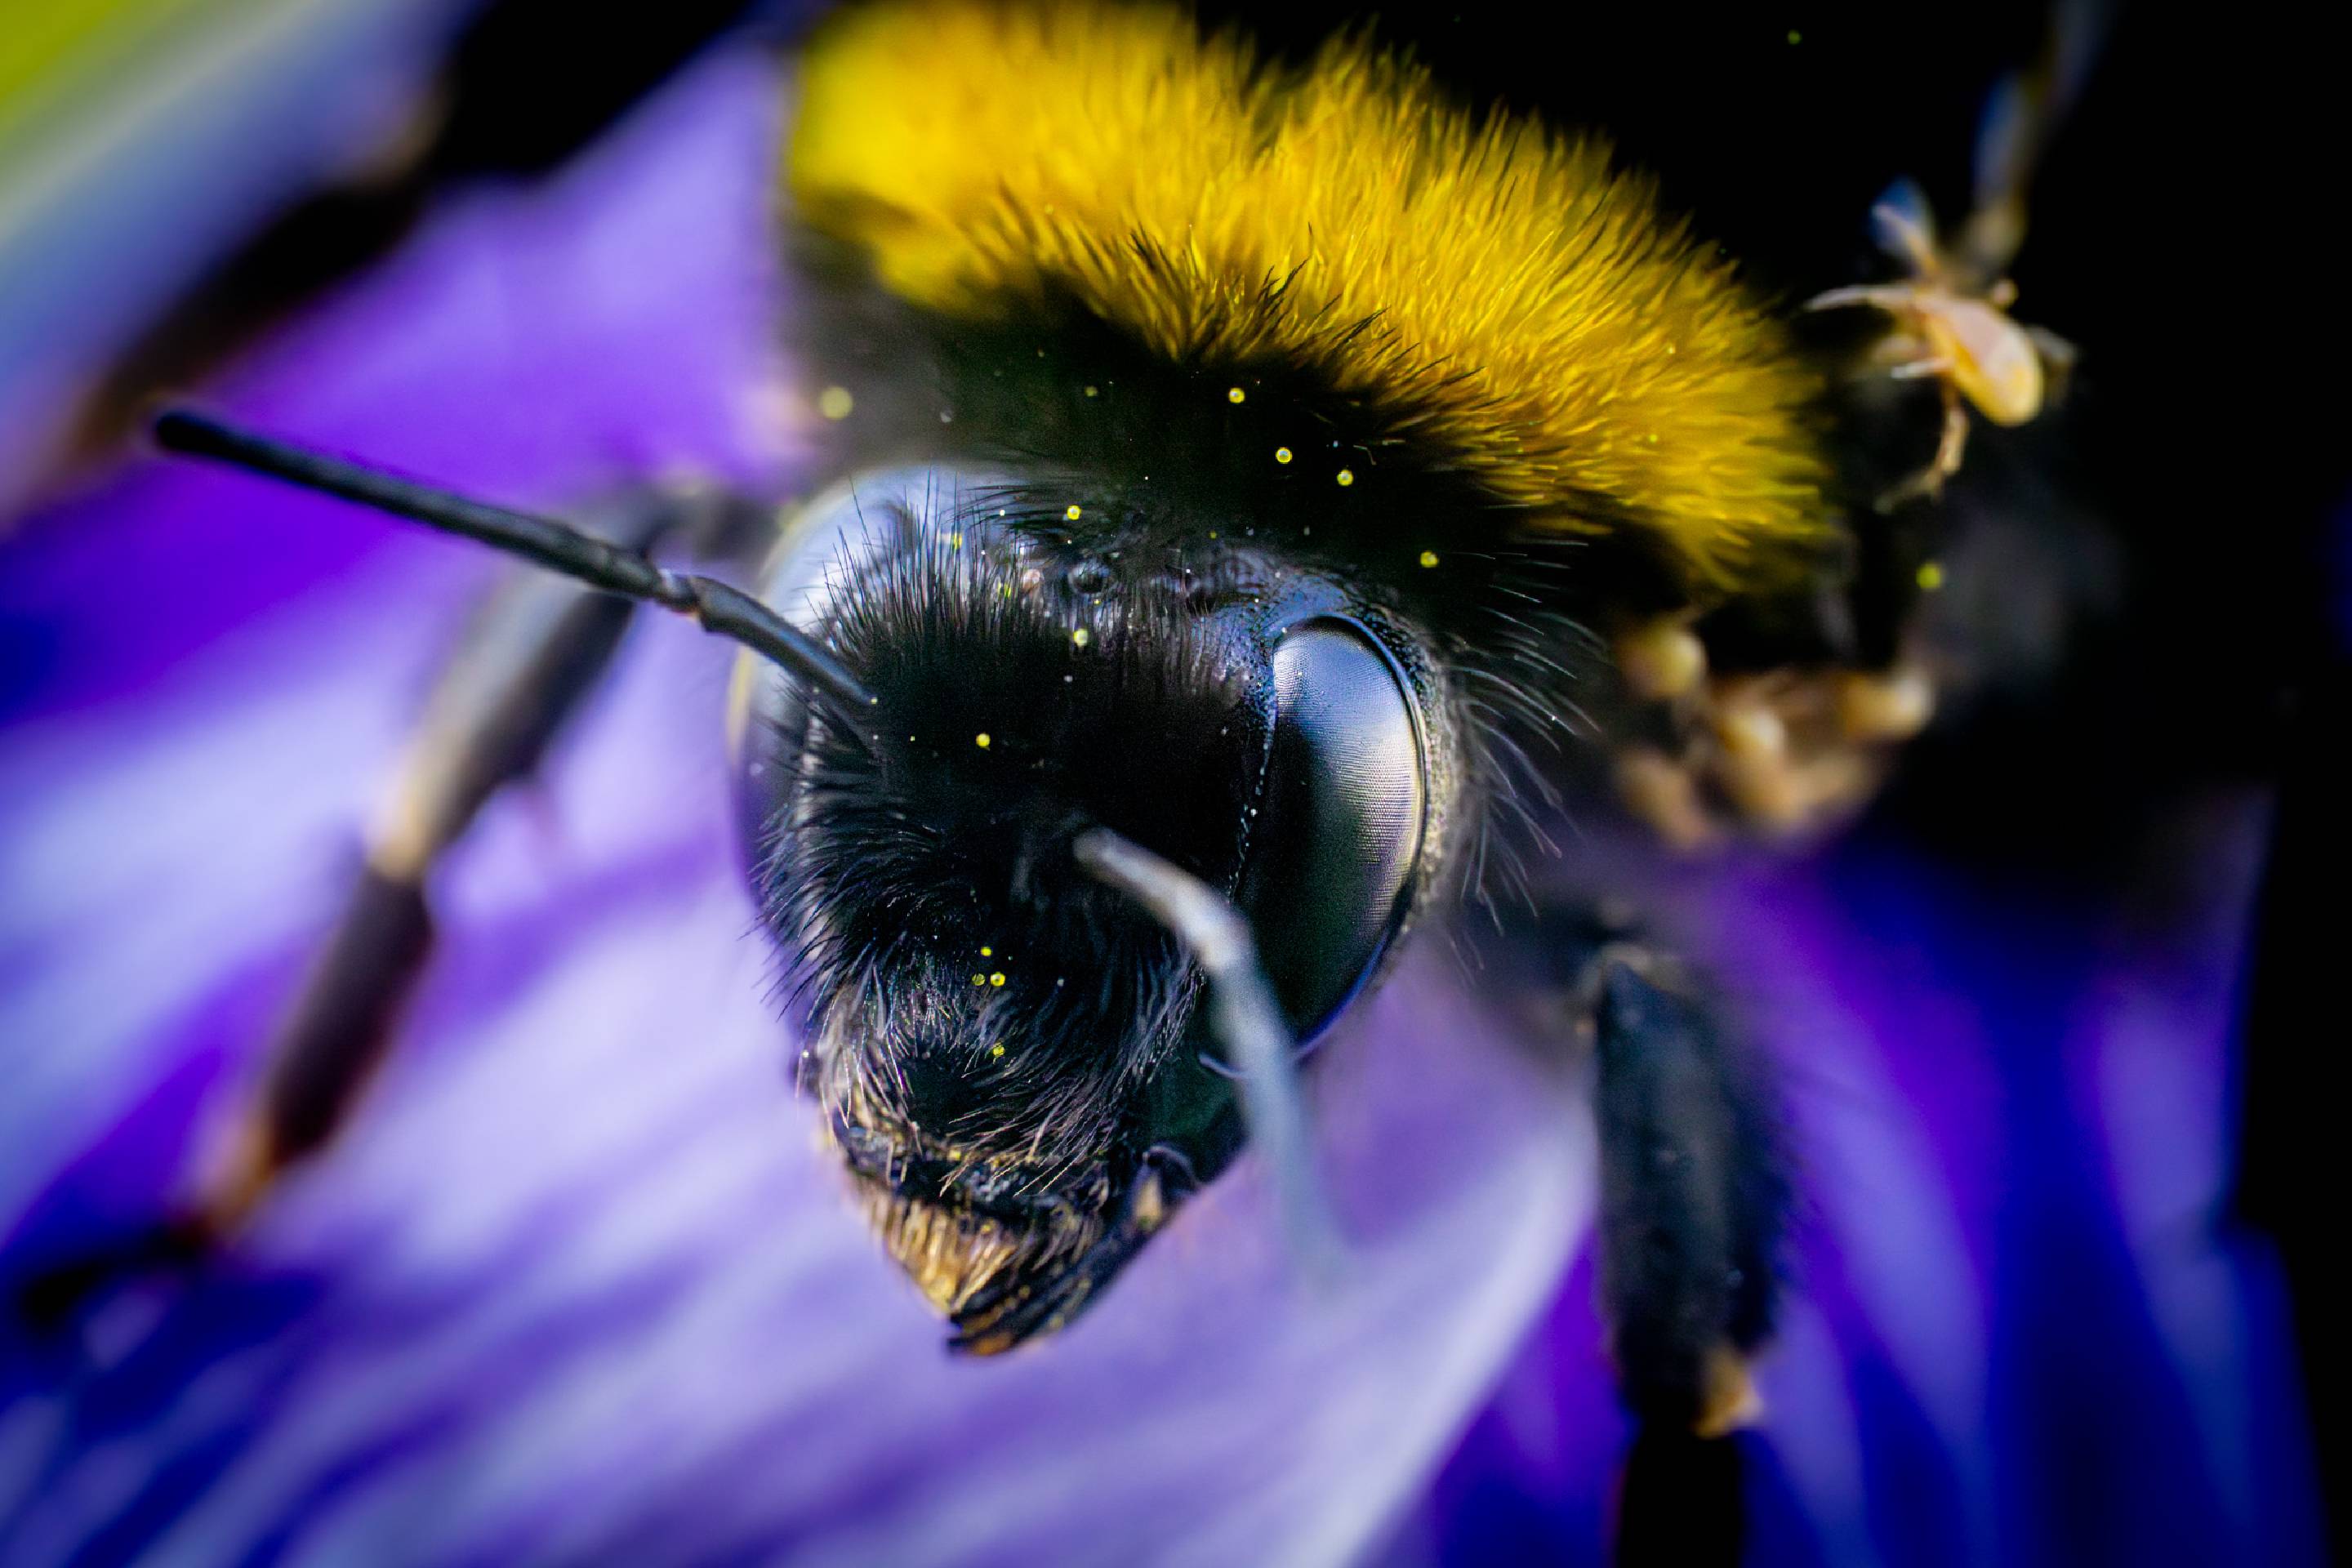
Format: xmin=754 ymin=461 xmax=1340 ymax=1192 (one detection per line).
xmin=742 ymin=0 xmax=1860 ymax=1343
xmin=732 ymin=470 xmax=1446 ymax=1338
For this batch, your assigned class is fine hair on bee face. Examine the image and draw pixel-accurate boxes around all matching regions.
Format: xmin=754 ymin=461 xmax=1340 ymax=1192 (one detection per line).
xmin=31 ymin=0 xmax=2107 ymax=1555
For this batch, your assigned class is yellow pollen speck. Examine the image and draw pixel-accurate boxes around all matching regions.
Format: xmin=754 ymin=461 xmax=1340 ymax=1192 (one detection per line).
xmin=990 ymin=1042 xmax=1006 ymax=1058
xmin=1071 ymin=626 xmax=1092 ymax=647
xmin=975 ymin=732 xmax=992 ymax=748
xmin=1917 ymin=561 xmax=1947 ymax=592
xmin=972 ymin=974 xmax=987 ymax=986
xmin=947 ymin=531 xmax=963 ymax=549
xmin=1787 ymin=28 xmax=1802 ymax=44
xmin=980 ymin=946 xmax=993 ymax=956
xmin=1419 ymin=550 xmax=1440 ymax=568
xmin=1227 ymin=385 xmax=1246 ymax=403
xmin=817 ymin=385 xmax=855 ymax=420
xmin=1335 ymin=468 xmax=1355 ymax=487
xmin=1084 ymin=385 xmax=1100 ymax=397
xmin=1274 ymin=446 xmax=1293 ymax=464
xmin=989 ymin=972 xmax=1007 ymax=987
xmin=1065 ymin=504 xmax=1083 ymax=520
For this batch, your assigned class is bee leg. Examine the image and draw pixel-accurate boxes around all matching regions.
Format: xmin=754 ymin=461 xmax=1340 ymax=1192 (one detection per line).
xmin=1592 ymin=951 xmax=1788 ymax=1566
xmin=203 ymin=565 xmax=653 ymax=1235
xmin=1800 ymin=282 xmax=1918 ymax=314
xmin=1931 ymin=381 xmax=1973 ymax=488
xmin=1591 ymin=951 xmax=1784 ymax=1405
xmin=1880 ymin=380 xmax=1971 ymax=510
xmin=1501 ymin=910 xmax=1788 ymax=1566
xmin=16 ymin=488 xmax=766 ymax=1330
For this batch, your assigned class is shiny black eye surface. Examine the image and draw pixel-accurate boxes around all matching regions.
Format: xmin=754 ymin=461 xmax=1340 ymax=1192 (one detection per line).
xmin=1240 ymin=617 xmax=1428 ymax=1044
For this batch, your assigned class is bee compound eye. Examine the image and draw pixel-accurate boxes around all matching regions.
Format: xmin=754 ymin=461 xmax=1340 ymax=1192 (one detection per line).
xmin=1241 ymin=618 xmax=1429 ymax=1045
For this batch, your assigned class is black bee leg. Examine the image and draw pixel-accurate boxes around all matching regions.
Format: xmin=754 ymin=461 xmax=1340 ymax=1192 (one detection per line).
xmin=206 ymin=569 xmax=651 ymax=1231
xmin=1497 ymin=902 xmax=1789 ymax=1565
xmin=1593 ymin=953 xmax=1784 ymax=1437
xmin=1590 ymin=951 xmax=1788 ymax=1568
xmin=17 ymin=488 xmax=770 ymax=1330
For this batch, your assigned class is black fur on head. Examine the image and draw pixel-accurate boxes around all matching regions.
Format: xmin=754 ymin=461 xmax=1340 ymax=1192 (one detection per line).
xmin=739 ymin=479 xmax=1278 ymax=1317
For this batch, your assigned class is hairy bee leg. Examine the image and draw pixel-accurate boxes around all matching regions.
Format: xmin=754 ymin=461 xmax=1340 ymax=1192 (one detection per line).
xmin=1590 ymin=955 xmax=1784 ymax=1436
xmin=18 ymin=489 xmax=768 ymax=1327
xmin=1494 ymin=908 xmax=1788 ymax=1565
xmin=1590 ymin=953 xmax=1788 ymax=1566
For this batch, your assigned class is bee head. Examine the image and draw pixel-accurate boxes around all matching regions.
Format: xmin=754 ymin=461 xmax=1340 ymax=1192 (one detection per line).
xmin=734 ymin=470 xmax=1437 ymax=1343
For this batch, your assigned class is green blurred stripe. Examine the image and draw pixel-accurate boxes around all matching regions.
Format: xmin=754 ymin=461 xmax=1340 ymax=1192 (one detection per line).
xmin=0 ymin=0 xmax=257 ymax=147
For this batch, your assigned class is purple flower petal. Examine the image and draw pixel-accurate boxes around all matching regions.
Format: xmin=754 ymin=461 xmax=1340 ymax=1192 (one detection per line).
xmin=1397 ymin=827 xmax=2328 ymax=1566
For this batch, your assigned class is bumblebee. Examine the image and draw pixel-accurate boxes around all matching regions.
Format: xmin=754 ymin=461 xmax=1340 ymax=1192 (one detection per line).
xmin=26 ymin=0 xmax=2096 ymax=1554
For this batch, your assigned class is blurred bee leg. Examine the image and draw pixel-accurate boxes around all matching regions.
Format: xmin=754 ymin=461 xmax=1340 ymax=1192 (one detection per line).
xmin=1879 ymin=381 xmax=1971 ymax=510
xmin=1486 ymin=897 xmax=1789 ymax=1561
xmin=186 ymin=483 xmax=773 ymax=1237
xmin=16 ymin=488 xmax=766 ymax=1331
xmin=1591 ymin=952 xmax=1788 ymax=1567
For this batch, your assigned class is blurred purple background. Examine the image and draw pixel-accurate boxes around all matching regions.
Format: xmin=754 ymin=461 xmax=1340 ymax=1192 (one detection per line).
xmin=0 ymin=11 xmax=2332 ymax=1566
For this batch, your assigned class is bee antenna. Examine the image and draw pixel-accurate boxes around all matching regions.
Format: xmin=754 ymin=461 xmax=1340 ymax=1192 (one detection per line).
xmin=150 ymin=408 xmax=880 ymax=723
xmin=1073 ymin=826 xmax=1348 ymax=1280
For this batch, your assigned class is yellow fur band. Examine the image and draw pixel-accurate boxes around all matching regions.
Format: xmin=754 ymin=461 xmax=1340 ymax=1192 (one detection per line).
xmin=788 ymin=0 xmax=1832 ymax=588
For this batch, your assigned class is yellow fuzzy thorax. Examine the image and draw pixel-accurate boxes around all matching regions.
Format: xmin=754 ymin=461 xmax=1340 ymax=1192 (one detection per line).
xmin=788 ymin=0 xmax=1832 ymax=589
